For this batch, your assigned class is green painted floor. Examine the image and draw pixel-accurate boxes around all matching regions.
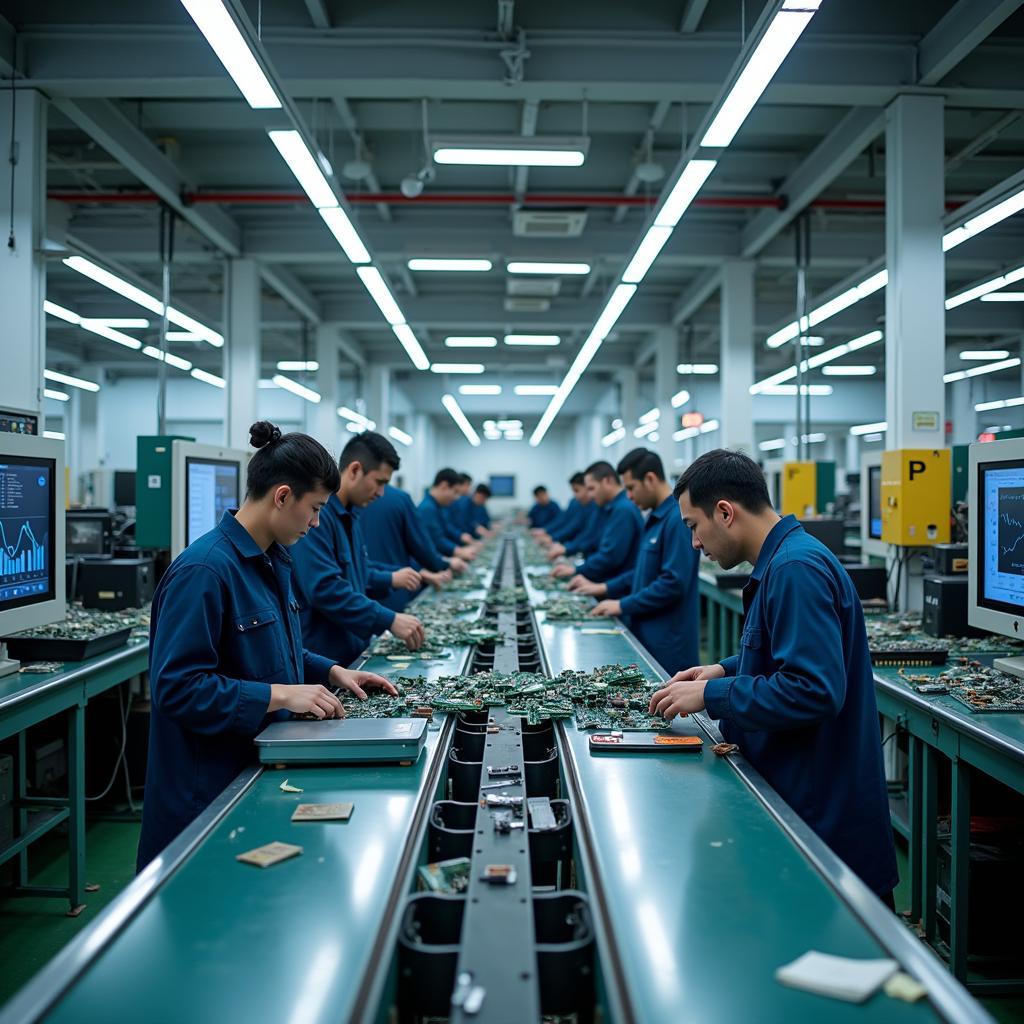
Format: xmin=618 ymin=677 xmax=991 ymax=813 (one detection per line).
xmin=1 ymin=821 xmax=1022 ymax=1020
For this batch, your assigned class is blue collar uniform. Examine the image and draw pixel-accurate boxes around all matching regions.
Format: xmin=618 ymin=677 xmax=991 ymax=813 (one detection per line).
xmin=527 ymin=499 xmax=561 ymax=529
xmin=290 ymin=493 xmax=395 ymax=670
xmin=138 ymin=511 xmax=336 ymax=871
xmin=604 ymin=495 xmax=699 ymax=674
xmin=547 ymin=497 xmax=582 ymax=542
xmin=418 ymin=492 xmax=458 ymax=558
xmin=576 ymin=489 xmax=642 ymax=582
xmin=449 ymin=494 xmax=474 ymax=534
xmin=703 ymin=516 xmax=898 ymax=898
xmin=559 ymin=501 xmax=602 ymax=554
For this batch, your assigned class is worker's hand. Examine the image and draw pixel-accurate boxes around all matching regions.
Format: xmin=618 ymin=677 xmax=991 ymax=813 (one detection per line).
xmin=569 ymin=577 xmax=606 ymax=596
xmin=269 ymin=683 xmax=344 ymax=719
xmin=421 ymin=568 xmax=452 ymax=589
xmin=390 ymin=613 xmax=426 ymax=650
xmin=591 ymin=599 xmax=621 ymax=618
xmin=329 ymin=665 xmax=398 ymax=700
xmin=447 ymin=556 xmax=468 ymax=574
xmin=551 ymin=563 xmax=575 ymax=579
xmin=648 ymin=664 xmax=725 ymax=718
xmin=459 ymin=532 xmax=475 ymax=545
xmin=547 ymin=543 xmax=566 ymax=560
xmin=455 ymin=545 xmax=476 ymax=561
xmin=391 ymin=567 xmax=422 ymax=592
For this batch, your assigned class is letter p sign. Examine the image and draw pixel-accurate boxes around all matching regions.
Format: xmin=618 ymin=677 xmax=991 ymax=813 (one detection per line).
xmin=909 ymin=459 xmax=926 ymax=480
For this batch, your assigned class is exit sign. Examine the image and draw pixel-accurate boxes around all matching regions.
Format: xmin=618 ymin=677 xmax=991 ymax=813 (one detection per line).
xmin=681 ymin=412 xmax=704 ymax=428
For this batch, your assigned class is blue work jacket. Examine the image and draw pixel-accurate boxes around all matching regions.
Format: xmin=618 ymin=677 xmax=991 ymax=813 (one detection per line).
xmin=466 ymin=497 xmax=491 ymax=532
xmin=547 ymin=497 xmax=583 ymax=541
xmin=705 ymin=516 xmax=898 ymax=898
xmin=449 ymin=494 xmax=474 ymax=534
xmin=560 ymin=501 xmax=602 ymax=554
xmin=362 ymin=485 xmax=447 ymax=612
xmin=605 ymin=495 xmax=699 ymax=674
xmin=418 ymin=492 xmax=458 ymax=558
xmin=290 ymin=493 xmax=394 ymax=670
xmin=137 ymin=510 xmax=336 ymax=871
xmin=528 ymin=500 xmax=561 ymax=528
xmin=576 ymin=490 xmax=642 ymax=582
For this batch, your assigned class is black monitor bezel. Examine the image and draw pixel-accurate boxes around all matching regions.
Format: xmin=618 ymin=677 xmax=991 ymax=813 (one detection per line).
xmin=65 ymin=513 xmax=109 ymax=555
xmin=867 ymin=464 xmax=883 ymax=540
xmin=0 ymin=454 xmax=57 ymax=612
xmin=113 ymin=470 xmax=136 ymax=507
xmin=488 ymin=474 xmax=515 ymax=497
xmin=976 ymin=455 xmax=1024 ymax=618
xmin=184 ymin=456 xmax=240 ymax=547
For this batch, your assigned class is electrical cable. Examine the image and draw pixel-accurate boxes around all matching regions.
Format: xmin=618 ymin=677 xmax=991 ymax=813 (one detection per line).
xmin=86 ymin=684 xmax=132 ymax=802
xmin=6 ymin=32 xmax=17 ymax=250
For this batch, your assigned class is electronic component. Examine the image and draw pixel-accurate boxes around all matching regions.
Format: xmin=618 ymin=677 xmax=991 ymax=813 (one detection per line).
xmin=527 ymin=797 xmax=557 ymax=831
xmin=479 ymin=864 xmax=517 ymax=885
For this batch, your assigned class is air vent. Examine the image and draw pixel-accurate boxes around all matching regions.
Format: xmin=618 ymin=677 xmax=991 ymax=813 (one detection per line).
xmin=507 ymin=277 xmax=561 ymax=297
xmin=512 ymin=210 xmax=588 ymax=237
xmin=504 ymin=297 xmax=551 ymax=312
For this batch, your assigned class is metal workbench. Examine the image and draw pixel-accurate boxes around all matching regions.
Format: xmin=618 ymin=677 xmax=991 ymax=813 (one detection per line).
xmin=698 ymin=569 xmax=744 ymax=663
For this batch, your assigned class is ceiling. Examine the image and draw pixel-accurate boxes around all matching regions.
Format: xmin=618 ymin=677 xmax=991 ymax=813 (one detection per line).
xmin=4 ymin=0 xmax=1024 ymax=420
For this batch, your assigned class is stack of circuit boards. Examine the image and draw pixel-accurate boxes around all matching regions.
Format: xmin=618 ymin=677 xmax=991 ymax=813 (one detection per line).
xmin=523 ymin=569 xmax=570 ymax=593
xmin=898 ymin=658 xmax=1024 ymax=712
xmin=338 ymin=663 xmax=670 ymax=730
xmin=537 ymin=595 xmax=596 ymax=622
xmin=3 ymin=603 xmax=151 ymax=661
xmin=866 ymin=612 xmax=1024 ymax=664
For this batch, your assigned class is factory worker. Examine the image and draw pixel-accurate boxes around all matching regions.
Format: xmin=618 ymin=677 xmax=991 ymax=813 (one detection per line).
xmin=418 ymin=468 xmax=478 ymax=562
xmin=527 ymin=485 xmax=561 ymax=529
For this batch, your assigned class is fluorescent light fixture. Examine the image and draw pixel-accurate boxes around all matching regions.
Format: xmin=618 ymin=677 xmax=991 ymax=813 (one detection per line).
xmin=504 ymin=335 xmax=560 ymax=346
xmin=277 ymin=360 xmax=319 ymax=371
xmin=638 ymin=408 xmax=660 ymax=424
xmin=976 ymin=396 xmax=1024 ymax=412
xmin=43 ymin=300 xmax=80 ymax=324
xmin=751 ymin=329 xmax=882 ymax=394
xmin=43 ymin=430 xmax=65 ymax=441
xmin=946 ymin=265 xmax=1024 ymax=310
xmin=388 ymin=426 xmax=413 ymax=446
xmin=759 ymin=383 xmax=833 ymax=396
xmin=459 ymin=384 xmax=502 ymax=395
xmin=670 ymin=389 xmax=690 ymax=408
xmin=944 ymin=357 xmax=1021 ymax=383
xmin=142 ymin=345 xmax=193 ymax=371
xmin=391 ymin=324 xmax=431 ymax=371
xmin=166 ymin=331 xmax=204 ymax=341
xmin=676 ymin=363 xmax=718 ymax=374
xmin=699 ymin=419 xmax=720 ymax=433
xmin=850 ymin=421 xmax=887 ymax=436
xmin=633 ymin=421 xmax=658 ymax=438
xmin=93 ymin=317 xmax=150 ymax=329
xmin=759 ymin=438 xmax=787 ymax=452
xmin=801 ymin=335 xmax=825 ymax=346
xmin=496 ymin=419 xmax=522 ymax=429
xmin=700 ymin=2 xmax=820 ymax=149
xmin=441 ymin=393 xmax=481 ymax=446
xmin=507 ymin=261 xmax=590 ymax=275
xmin=431 ymin=363 xmax=485 ymax=374
xmin=44 ymin=388 xmax=69 ymax=402
xmin=804 ymin=432 xmax=827 ymax=444
xmin=514 ymin=384 xmax=559 ymax=396
xmin=863 ymin=433 xmax=883 ymax=442
xmin=356 ymin=266 xmax=404 ymax=325
xmin=191 ymin=368 xmax=226 ymax=388
xmin=981 ymin=292 xmax=1024 ymax=302
xmin=83 ymin=321 xmax=143 ymax=350
xmin=258 ymin=379 xmax=277 ymax=388
xmin=272 ymin=374 xmax=321 ymax=403
xmin=530 ymin=283 xmax=637 ymax=446
xmin=267 ymin=130 xmax=337 ymax=209
xmin=601 ymin=427 xmax=626 ymax=447
xmin=649 ymin=432 xmax=661 ymax=443
xmin=432 ymin=136 xmax=588 ymax=167
xmin=446 ymin=336 xmax=497 ymax=348
xmin=959 ymin=350 xmax=1011 ymax=361
xmin=178 ymin=0 xmax=281 ymax=109
xmin=319 ymin=207 xmax=371 ymax=264
xmin=337 ymin=406 xmax=372 ymax=427
xmin=943 ymin=186 xmax=1024 ymax=252
xmin=622 ymin=225 xmax=673 ymax=284
xmin=612 ymin=418 xmax=623 ymax=429
xmin=766 ymin=269 xmax=888 ymax=348
xmin=44 ymin=369 xmax=99 ymax=392
xmin=62 ymin=256 xmax=223 ymax=346
xmin=407 ymin=258 xmax=492 ymax=272
xmin=673 ymin=426 xmax=699 ymax=441
xmin=654 ymin=160 xmax=718 ymax=227
xmin=821 ymin=365 xmax=876 ymax=376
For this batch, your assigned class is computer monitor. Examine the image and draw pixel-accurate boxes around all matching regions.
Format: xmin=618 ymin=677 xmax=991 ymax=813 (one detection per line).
xmin=170 ymin=441 xmax=249 ymax=557
xmin=0 ymin=433 xmax=66 ymax=674
xmin=114 ymin=470 xmax=136 ymax=508
xmin=489 ymin=475 xmax=515 ymax=498
xmin=859 ymin=451 xmax=886 ymax=558
xmin=66 ymin=510 xmax=112 ymax=556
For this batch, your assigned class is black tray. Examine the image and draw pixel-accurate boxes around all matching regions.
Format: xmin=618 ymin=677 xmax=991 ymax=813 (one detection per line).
xmin=870 ymin=647 xmax=948 ymax=667
xmin=3 ymin=626 xmax=132 ymax=662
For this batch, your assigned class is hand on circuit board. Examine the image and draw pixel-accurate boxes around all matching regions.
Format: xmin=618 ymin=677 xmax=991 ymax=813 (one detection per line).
xmin=390 ymin=613 xmax=426 ymax=650
xmin=421 ymin=568 xmax=452 ymax=589
xmin=649 ymin=664 xmax=725 ymax=719
xmin=329 ymin=665 xmax=399 ymax=701
xmin=591 ymin=599 xmax=621 ymax=618
xmin=391 ymin=567 xmax=423 ymax=592
xmin=551 ymin=563 xmax=575 ymax=579
xmin=269 ymin=684 xmax=345 ymax=719
xmin=569 ymin=577 xmax=606 ymax=597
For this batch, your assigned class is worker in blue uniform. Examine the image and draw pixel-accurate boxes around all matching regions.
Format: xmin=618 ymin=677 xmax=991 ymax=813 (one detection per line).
xmin=138 ymin=421 xmax=395 ymax=871
xmin=419 ymin=468 xmax=478 ymax=563
xmin=572 ymin=448 xmax=699 ymax=674
xmin=440 ymin=473 xmax=479 ymax=551
xmin=533 ymin=472 xmax=583 ymax=543
xmin=452 ymin=482 xmax=494 ymax=538
xmin=649 ymin=448 xmax=898 ymax=904
xmin=551 ymin=460 xmax=642 ymax=583
xmin=543 ymin=474 xmax=602 ymax=561
xmin=527 ymin=485 xmax=561 ymax=529
xmin=362 ymin=483 xmax=458 ymax=612
xmin=290 ymin=431 xmax=427 ymax=669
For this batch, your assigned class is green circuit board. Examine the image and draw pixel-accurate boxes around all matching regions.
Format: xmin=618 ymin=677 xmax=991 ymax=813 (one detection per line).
xmin=899 ymin=657 xmax=1024 ymax=712
xmin=538 ymin=595 xmax=596 ymax=621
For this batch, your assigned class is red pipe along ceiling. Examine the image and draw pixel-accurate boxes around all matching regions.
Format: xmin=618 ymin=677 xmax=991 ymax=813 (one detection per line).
xmin=43 ymin=190 xmax=948 ymax=212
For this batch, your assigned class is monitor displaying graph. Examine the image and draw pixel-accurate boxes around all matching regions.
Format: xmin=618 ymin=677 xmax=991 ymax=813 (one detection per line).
xmin=0 ymin=456 xmax=56 ymax=612
xmin=185 ymin=458 xmax=240 ymax=548
xmin=867 ymin=464 xmax=883 ymax=540
xmin=978 ymin=459 xmax=1024 ymax=614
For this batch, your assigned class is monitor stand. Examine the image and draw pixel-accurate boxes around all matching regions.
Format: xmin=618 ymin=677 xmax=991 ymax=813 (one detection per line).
xmin=0 ymin=642 xmax=20 ymax=679
xmin=993 ymin=655 xmax=1024 ymax=681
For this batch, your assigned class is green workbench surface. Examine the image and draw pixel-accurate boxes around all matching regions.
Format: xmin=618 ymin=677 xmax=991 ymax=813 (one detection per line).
xmin=36 ymin=727 xmax=447 ymax=1024
xmin=536 ymin=610 xmax=970 ymax=1023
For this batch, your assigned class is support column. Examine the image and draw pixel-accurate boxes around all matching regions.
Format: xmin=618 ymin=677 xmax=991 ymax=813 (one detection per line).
xmin=949 ymin=379 xmax=977 ymax=446
xmin=618 ymin=368 xmax=638 ymax=465
xmin=653 ymin=327 xmax=677 ymax=472
xmin=314 ymin=324 xmax=341 ymax=453
xmin=368 ymin=365 xmax=390 ymax=432
xmin=845 ymin=432 xmax=860 ymax=478
xmin=224 ymin=259 xmax=260 ymax=449
xmin=0 ymin=91 xmax=47 ymax=420
xmin=885 ymin=95 xmax=946 ymax=450
xmin=720 ymin=260 xmax=756 ymax=455
xmin=70 ymin=380 xmax=103 ymax=503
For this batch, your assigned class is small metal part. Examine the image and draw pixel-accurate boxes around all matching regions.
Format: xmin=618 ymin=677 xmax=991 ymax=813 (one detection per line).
xmin=486 ymin=763 xmax=520 ymax=777
xmin=493 ymin=811 xmax=525 ymax=834
xmin=481 ymin=779 xmax=521 ymax=790
xmin=527 ymin=796 xmax=557 ymax=831
xmin=480 ymin=863 xmax=517 ymax=885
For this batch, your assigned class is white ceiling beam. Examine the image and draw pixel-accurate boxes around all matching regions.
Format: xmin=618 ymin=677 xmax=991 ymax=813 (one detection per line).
xmin=260 ymin=263 xmax=322 ymax=324
xmin=671 ymin=269 xmax=721 ymax=326
xmin=918 ymin=0 xmax=1024 ymax=85
xmin=512 ymin=99 xmax=540 ymax=204
xmin=302 ymin=0 xmax=331 ymax=30
xmin=945 ymin=111 xmax=1023 ymax=174
xmin=679 ymin=0 xmax=710 ymax=34
xmin=332 ymin=96 xmax=391 ymax=222
xmin=613 ymin=99 xmax=672 ymax=224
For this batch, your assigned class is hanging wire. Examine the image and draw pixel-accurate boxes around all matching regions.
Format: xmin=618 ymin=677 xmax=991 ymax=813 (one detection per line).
xmin=6 ymin=32 xmax=17 ymax=249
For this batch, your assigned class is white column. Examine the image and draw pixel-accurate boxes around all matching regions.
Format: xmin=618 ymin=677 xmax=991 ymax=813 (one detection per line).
xmin=0 ymin=90 xmax=46 ymax=421
xmin=314 ymin=323 xmax=341 ymax=454
xmin=949 ymin=380 xmax=976 ymax=446
xmin=70 ymin=380 xmax=102 ymax=502
xmin=885 ymin=95 xmax=945 ymax=450
xmin=652 ymin=327 xmax=677 ymax=473
xmin=720 ymin=260 xmax=755 ymax=454
xmin=224 ymin=259 xmax=261 ymax=448
xmin=845 ymin=432 xmax=860 ymax=477
xmin=368 ymin=365 xmax=390 ymax=432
